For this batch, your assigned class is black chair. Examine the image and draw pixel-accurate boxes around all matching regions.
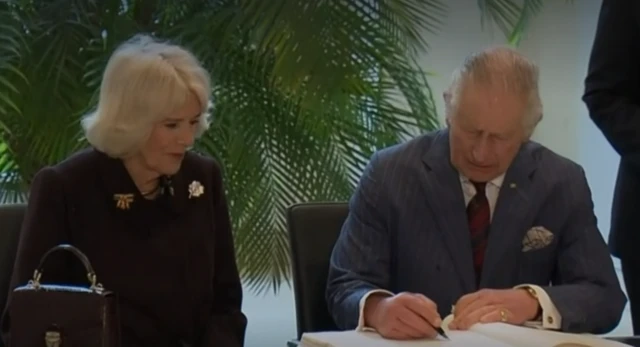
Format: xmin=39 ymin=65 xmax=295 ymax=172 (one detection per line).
xmin=0 ymin=203 xmax=25 ymax=346
xmin=287 ymin=201 xmax=349 ymax=340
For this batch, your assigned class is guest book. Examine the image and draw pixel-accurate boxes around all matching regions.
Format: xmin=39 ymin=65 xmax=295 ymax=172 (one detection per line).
xmin=300 ymin=314 xmax=631 ymax=347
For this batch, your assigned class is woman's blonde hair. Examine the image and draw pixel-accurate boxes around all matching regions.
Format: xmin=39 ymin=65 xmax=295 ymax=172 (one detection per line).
xmin=81 ymin=34 xmax=211 ymax=158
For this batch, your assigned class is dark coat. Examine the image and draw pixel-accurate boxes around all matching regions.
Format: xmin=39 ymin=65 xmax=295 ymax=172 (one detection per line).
xmin=583 ymin=0 xmax=640 ymax=260
xmin=1 ymin=148 xmax=247 ymax=347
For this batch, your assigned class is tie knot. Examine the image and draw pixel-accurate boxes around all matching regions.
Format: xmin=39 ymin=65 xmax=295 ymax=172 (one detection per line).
xmin=471 ymin=181 xmax=486 ymax=194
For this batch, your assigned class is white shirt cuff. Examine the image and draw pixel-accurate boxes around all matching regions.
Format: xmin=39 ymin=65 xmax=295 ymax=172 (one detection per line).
xmin=515 ymin=284 xmax=562 ymax=330
xmin=356 ymin=289 xmax=394 ymax=331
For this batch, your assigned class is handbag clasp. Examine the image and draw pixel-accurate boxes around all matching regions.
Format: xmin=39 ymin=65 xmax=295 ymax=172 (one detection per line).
xmin=44 ymin=325 xmax=62 ymax=347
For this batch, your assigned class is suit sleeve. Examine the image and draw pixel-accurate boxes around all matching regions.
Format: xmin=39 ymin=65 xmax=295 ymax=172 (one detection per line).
xmin=541 ymin=166 xmax=626 ymax=334
xmin=583 ymin=0 xmax=640 ymax=170
xmin=325 ymin=152 xmax=391 ymax=330
xmin=1 ymin=167 xmax=72 ymax=344
xmin=199 ymin=161 xmax=247 ymax=347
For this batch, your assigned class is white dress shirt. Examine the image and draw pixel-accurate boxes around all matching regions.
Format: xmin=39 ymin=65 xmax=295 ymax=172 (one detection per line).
xmin=355 ymin=174 xmax=562 ymax=331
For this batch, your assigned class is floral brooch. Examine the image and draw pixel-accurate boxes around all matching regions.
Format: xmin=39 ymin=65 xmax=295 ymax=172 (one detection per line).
xmin=188 ymin=181 xmax=204 ymax=199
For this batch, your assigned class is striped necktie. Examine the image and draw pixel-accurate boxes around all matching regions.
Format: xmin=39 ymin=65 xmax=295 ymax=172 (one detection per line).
xmin=467 ymin=181 xmax=491 ymax=285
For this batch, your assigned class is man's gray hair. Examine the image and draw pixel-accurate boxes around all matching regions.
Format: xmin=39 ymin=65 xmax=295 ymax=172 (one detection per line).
xmin=446 ymin=46 xmax=543 ymax=134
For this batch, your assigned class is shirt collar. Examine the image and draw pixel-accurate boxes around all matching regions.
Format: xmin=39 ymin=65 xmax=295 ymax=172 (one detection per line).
xmin=459 ymin=173 xmax=505 ymax=188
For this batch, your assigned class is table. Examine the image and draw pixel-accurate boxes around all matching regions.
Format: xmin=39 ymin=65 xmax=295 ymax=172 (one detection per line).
xmin=608 ymin=337 xmax=640 ymax=346
xmin=287 ymin=336 xmax=640 ymax=347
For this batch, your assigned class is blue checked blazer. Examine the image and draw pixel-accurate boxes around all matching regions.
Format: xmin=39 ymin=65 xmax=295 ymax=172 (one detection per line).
xmin=325 ymin=129 xmax=626 ymax=334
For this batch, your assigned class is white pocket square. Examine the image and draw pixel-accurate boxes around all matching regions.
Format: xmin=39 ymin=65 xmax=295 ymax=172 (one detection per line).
xmin=522 ymin=226 xmax=554 ymax=252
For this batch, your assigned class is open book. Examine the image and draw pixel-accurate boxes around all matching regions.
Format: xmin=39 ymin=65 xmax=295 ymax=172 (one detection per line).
xmin=300 ymin=315 xmax=631 ymax=347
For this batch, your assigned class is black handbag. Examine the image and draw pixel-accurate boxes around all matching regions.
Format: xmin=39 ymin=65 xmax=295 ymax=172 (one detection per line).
xmin=8 ymin=244 xmax=120 ymax=347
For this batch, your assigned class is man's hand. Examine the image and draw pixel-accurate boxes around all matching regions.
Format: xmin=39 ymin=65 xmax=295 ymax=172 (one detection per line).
xmin=449 ymin=289 xmax=540 ymax=330
xmin=364 ymin=292 xmax=443 ymax=340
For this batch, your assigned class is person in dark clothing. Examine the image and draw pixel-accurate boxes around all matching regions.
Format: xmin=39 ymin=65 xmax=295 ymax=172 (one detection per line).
xmin=583 ymin=0 xmax=640 ymax=335
xmin=1 ymin=34 xmax=247 ymax=346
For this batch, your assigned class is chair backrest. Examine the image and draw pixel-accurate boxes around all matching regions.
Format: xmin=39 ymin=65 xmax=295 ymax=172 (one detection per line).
xmin=287 ymin=201 xmax=349 ymax=339
xmin=0 ymin=203 xmax=25 ymax=341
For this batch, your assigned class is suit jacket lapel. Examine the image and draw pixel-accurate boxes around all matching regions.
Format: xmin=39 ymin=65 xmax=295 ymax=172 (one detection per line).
xmin=421 ymin=130 xmax=475 ymax=293
xmin=480 ymin=145 xmax=537 ymax=288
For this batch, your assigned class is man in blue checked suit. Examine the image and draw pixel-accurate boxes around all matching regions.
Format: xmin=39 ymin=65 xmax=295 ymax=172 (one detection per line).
xmin=325 ymin=46 xmax=626 ymax=340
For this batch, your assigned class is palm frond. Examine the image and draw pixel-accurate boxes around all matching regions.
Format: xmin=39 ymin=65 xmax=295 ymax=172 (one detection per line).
xmin=0 ymin=0 xmax=106 ymax=198
xmin=476 ymin=0 xmax=544 ymax=46
xmin=0 ymin=6 xmax=25 ymax=137
xmin=231 ymin=0 xmax=447 ymax=103
xmin=175 ymin=0 xmax=446 ymax=293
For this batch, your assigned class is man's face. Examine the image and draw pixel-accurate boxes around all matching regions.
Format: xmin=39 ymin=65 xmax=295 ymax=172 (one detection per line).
xmin=447 ymin=82 xmax=528 ymax=182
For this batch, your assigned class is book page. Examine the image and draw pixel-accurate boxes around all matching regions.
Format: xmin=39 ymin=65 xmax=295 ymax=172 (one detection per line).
xmin=300 ymin=315 xmax=632 ymax=347
xmin=300 ymin=329 xmax=513 ymax=347
xmin=470 ymin=322 xmax=631 ymax=347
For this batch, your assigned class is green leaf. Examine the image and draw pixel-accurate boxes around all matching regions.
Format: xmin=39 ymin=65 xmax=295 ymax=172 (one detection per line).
xmin=476 ymin=0 xmax=547 ymax=46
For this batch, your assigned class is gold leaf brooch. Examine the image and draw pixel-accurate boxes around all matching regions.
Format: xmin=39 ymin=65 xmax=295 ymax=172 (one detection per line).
xmin=114 ymin=193 xmax=134 ymax=210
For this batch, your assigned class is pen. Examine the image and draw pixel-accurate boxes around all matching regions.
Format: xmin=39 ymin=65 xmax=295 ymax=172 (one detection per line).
xmin=432 ymin=324 xmax=449 ymax=340
xmin=431 ymin=305 xmax=455 ymax=340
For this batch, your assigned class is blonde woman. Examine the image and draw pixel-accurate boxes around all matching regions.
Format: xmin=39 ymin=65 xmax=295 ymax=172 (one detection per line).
xmin=2 ymin=35 xmax=247 ymax=347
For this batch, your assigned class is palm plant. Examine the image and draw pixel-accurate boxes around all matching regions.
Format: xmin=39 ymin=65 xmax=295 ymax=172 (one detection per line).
xmin=0 ymin=0 xmax=560 ymax=294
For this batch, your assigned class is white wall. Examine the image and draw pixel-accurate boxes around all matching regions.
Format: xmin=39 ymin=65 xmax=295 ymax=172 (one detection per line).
xmin=520 ymin=1 xmax=621 ymax=262
xmin=242 ymin=1 xmax=632 ymax=345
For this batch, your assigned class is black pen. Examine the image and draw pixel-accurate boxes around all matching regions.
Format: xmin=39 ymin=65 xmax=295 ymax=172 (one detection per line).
xmin=413 ymin=294 xmax=450 ymax=340
xmin=432 ymin=324 xmax=449 ymax=340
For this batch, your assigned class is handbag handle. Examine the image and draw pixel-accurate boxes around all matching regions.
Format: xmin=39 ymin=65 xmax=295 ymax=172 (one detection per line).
xmin=28 ymin=244 xmax=104 ymax=293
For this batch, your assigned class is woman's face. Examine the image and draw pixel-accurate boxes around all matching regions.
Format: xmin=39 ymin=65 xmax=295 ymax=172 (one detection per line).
xmin=137 ymin=92 xmax=202 ymax=176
